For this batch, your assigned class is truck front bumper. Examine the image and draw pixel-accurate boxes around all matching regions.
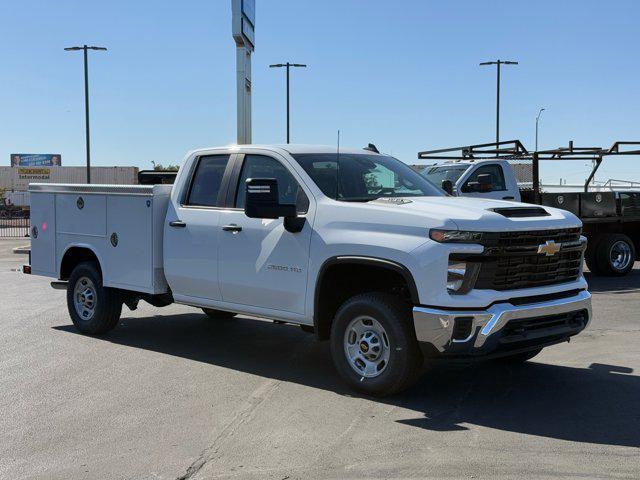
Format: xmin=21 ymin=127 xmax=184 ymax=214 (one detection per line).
xmin=412 ymin=289 xmax=591 ymax=358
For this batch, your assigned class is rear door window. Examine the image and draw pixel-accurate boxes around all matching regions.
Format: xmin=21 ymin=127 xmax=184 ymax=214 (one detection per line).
xmin=185 ymin=155 xmax=231 ymax=207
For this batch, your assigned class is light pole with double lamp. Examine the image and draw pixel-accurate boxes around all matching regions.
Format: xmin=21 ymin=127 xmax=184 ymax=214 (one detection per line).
xmin=64 ymin=45 xmax=107 ymax=183
xmin=269 ymin=62 xmax=307 ymax=143
xmin=479 ymin=59 xmax=518 ymax=148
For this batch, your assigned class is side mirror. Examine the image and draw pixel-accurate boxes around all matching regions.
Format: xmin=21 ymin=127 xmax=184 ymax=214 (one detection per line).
xmin=441 ymin=180 xmax=454 ymax=195
xmin=245 ymin=178 xmax=296 ymax=219
xmin=244 ymin=178 xmax=305 ymax=233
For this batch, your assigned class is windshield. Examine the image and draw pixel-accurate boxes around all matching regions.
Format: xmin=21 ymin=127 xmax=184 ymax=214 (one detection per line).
xmin=423 ymin=165 xmax=468 ymax=186
xmin=292 ymin=153 xmax=444 ymax=201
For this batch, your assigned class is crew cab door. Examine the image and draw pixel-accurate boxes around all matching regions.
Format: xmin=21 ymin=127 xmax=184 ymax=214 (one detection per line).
xmin=163 ymin=153 xmax=235 ymax=302
xmin=456 ymin=162 xmax=521 ymax=201
xmin=217 ymin=152 xmax=314 ymax=315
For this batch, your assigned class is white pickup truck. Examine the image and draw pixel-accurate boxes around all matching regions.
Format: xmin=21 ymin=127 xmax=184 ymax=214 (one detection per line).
xmin=26 ymin=144 xmax=592 ymax=395
xmin=421 ymin=150 xmax=640 ymax=277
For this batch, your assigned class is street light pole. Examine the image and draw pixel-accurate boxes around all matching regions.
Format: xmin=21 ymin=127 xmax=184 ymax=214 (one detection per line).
xmin=479 ymin=59 xmax=518 ymax=148
xmin=535 ymin=107 xmax=546 ymax=151
xmin=269 ymin=62 xmax=307 ymax=143
xmin=64 ymin=45 xmax=107 ymax=183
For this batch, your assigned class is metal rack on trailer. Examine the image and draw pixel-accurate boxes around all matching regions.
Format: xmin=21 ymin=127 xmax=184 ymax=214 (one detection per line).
xmin=418 ymin=140 xmax=640 ymax=276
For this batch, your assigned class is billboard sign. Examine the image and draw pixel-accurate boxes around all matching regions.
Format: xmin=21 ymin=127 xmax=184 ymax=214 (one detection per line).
xmin=11 ymin=154 xmax=61 ymax=167
xmin=232 ymin=0 xmax=255 ymax=50
xmin=242 ymin=0 xmax=255 ymax=28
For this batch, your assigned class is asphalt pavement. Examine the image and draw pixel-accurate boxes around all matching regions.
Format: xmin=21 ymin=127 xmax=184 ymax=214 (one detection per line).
xmin=1 ymin=238 xmax=639 ymax=479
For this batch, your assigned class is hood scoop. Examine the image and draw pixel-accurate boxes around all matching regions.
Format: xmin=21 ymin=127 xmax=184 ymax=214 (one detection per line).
xmin=490 ymin=206 xmax=550 ymax=218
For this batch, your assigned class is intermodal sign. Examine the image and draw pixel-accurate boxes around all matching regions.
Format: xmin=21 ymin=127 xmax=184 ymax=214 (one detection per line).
xmin=18 ymin=168 xmax=51 ymax=180
xmin=11 ymin=154 xmax=61 ymax=167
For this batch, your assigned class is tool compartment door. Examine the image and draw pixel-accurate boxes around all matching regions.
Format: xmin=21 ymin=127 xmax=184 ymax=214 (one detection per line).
xmin=104 ymin=195 xmax=153 ymax=292
xmin=29 ymin=192 xmax=57 ymax=276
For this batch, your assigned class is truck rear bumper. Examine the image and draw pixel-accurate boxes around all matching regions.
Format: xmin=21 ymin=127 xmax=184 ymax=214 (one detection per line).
xmin=412 ymin=289 xmax=591 ymax=357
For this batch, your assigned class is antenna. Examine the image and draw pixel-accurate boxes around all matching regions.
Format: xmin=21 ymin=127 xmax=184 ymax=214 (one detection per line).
xmin=335 ymin=129 xmax=340 ymax=200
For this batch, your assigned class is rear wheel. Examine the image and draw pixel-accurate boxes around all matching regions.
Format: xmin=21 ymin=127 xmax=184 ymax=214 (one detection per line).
xmin=66 ymin=261 xmax=122 ymax=335
xmin=594 ymin=233 xmax=635 ymax=276
xmin=330 ymin=293 xmax=423 ymax=397
xmin=202 ymin=308 xmax=237 ymax=320
xmin=584 ymin=236 xmax=603 ymax=275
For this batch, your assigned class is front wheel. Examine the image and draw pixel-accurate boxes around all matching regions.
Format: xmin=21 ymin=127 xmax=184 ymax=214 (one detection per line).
xmin=67 ymin=261 xmax=122 ymax=335
xmin=330 ymin=293 xmax=423 ymax=397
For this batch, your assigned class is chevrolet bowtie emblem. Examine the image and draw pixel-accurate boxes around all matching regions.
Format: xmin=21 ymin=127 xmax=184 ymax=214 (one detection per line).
xmin=537 ymin=240 xmax=561 ymax=256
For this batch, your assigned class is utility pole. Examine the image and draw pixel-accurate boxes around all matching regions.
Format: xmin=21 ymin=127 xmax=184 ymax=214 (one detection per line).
xmin=479 ymin=59 xmax=518 ymax=148
xmin=269 ymin=62 xmax=307 ymax=143
xmin=535 ymin=107 xmax=546 ymax=151
xmin=64 ymin=45 xmax=107 ymax=183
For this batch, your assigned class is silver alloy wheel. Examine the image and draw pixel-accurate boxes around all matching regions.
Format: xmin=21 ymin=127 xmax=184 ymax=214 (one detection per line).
xmin=610 ymin=240 xmax=632 ymax=271
xmin=344 ymin=315 xmax=391 ymax=378
xmin=74 ymin=276 xmax=97 ymax=321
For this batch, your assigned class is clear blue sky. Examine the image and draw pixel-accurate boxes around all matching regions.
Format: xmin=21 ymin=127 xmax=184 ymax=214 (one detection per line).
xmin=1 ymin=0 xmax=638 ymax=184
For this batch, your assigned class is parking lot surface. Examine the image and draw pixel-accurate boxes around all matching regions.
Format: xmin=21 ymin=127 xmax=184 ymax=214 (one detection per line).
xmin=1 ymin=238 xmax=639 ymax=479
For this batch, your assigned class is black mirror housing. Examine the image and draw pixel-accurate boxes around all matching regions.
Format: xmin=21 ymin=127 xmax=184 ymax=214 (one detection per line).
xmin=441 ymin=179 xmax=454 ymax=195
xmin=244 ymin=178 xmax=297 ymax=219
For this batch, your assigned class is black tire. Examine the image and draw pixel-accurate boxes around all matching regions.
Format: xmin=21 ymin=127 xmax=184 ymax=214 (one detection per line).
xmin=330 ymin=293 xmax=423 ymax=397
xmin=584 ymin=237 xmax=603 ymax=275
xmin=202 ymin=308 xmax=237 ymax=320
xmin=594 ymin=233 xmax=635 ymax=276
xmin=66 ymin=261 xmax=122 ymax=335
xmin=495 ymin=348 xmax=543 ymax=364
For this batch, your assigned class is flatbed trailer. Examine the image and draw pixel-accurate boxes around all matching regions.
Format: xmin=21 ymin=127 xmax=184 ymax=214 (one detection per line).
xmin=417 ymin=140 xmax=640 ymax=276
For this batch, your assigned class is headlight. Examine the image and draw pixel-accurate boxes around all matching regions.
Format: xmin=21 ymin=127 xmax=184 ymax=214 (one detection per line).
xmin=430 ymin=229 xmax=484 ymax=243
xmin=447 ymin=261 xmax=467 ymax=292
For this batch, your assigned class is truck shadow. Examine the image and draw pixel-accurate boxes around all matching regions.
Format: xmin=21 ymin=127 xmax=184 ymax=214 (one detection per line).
xmin=54 ymin=314 xmax=639 ymax=448
xmin=583 ymin=263 xmax=640 ymax=293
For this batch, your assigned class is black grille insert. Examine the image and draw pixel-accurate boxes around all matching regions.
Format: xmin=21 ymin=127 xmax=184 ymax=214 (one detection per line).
xmin=501 ymin=309 xmax=588 ymax=345
xmin=473 ymin=228 xmax=583 ymax=290
xmin=452 ymin=317 xmax=474 ymax=340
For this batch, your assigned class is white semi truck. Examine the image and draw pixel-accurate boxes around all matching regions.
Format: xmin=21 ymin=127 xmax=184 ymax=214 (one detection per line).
xmin=25 ymin=144 xmax=592 ymax=395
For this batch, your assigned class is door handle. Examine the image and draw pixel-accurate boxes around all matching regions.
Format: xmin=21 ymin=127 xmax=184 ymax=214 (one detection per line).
xmin=222 ymin=224 xmax=242 ymax=233
xmin=502 ymin=196 xmax=515 ymax=200
xmin=169 ymin=220 xmax=186 ymax=228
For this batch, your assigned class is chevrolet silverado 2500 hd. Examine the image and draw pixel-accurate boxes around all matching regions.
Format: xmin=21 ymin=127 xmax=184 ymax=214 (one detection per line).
xmin=26 ymin=145 xmax=592 ymax=395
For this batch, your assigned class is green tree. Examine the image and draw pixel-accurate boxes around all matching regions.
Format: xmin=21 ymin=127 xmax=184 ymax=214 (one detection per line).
xmin=151 ymin=161 xmax=179 ymax=171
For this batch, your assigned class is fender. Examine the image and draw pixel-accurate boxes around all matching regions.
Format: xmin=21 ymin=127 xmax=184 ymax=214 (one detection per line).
xmin=313 ymin=255 xmax=420 ymax=337
xmin=59 ymin=243 xmax=104 ymax=280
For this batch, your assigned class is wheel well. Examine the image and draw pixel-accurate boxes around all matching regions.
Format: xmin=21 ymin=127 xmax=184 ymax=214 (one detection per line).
xmin=60 ymin=247 xmax=101 ymax=280
xmin=313 ymin=258 xmax=418 ymax=340
xmin=584 ymin=222 xmax=640 ymax=258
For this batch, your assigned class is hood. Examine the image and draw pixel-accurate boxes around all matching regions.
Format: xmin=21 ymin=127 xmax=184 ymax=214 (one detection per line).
xmin=369 ymin=196 xmax=581 ymax=232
